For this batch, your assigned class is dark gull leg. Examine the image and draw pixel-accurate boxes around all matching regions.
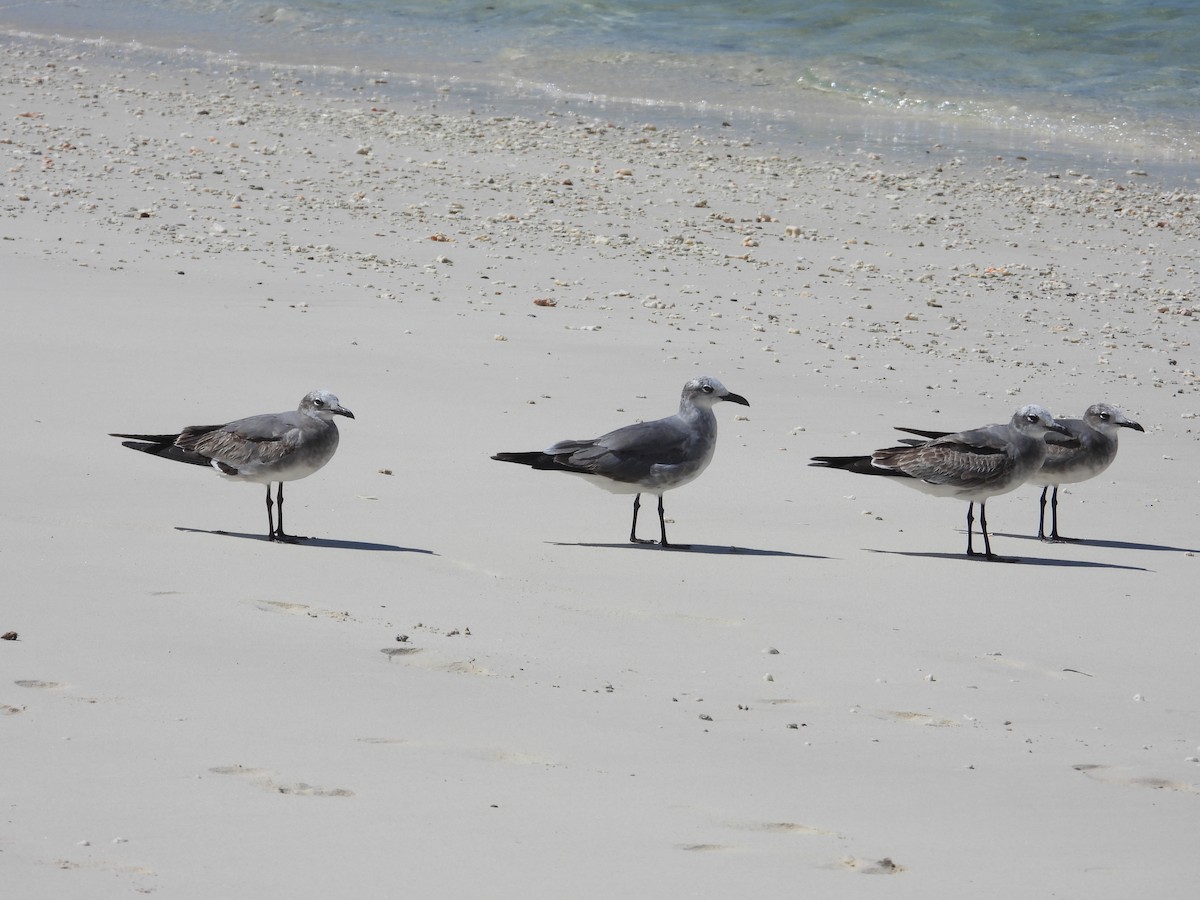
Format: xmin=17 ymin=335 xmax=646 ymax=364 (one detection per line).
xmin=965 ymin=503 xmax=977 ymax=556
xmin=1049 ymin=486 xmax=1068 ymax=542
xmin=980 ymin=502 xmax=993 ymax=558
xmin=629 ymin=494 xmax=653 ymax=544
xmin=265 ymin=484 xmax=277 ymax=541
xmin=273 ymin=482 xmax=305 ymax=543
xmin=657 ymin=495 xmax=690 ymax=550
xmin=979 ymin=501 xmax=1016 ymax=563
xmin=1037 ymin=486 xmax=1050 ymax=541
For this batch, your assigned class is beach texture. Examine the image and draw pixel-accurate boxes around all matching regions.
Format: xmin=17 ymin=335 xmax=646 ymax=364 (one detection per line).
xmin=3 ymin=36 xmax=1199 ymax=897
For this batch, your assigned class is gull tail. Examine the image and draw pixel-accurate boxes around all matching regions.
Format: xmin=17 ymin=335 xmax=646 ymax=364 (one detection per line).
xmin=492 ymin=451 xmax=561 ymax=470
xmin=110 ymin=432 xmax=211 ymax=468
xmin=810 ymin=454 xmax=910 ymax=479
xmin=810 ymin=454 xmax=878 ymax=474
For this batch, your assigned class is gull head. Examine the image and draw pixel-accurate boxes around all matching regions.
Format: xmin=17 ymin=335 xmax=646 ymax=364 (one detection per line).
xmin=682 ymin=375 xmax=749 ymax=410
xmin=1012 ymin=403 xmax=1068 ymax=441
xmin=1083 ymin=403 xmax=1144 ymax=435
xmin=301 ymin=389 xmax=355 ymax=421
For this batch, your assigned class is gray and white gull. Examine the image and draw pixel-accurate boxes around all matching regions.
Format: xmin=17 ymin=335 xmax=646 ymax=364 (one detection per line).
xmin=894 ymin=402 xmax=1144 ymax=542
xmin=811 ymin=404 xmax=1069 ymax=560
xmin=110 ymin=389 xmax=354 ymax=542
xmin=1035 ymin=403 xmax=1144 ymax=541
xmin=492 ymin=376 xmax=749 ymax=548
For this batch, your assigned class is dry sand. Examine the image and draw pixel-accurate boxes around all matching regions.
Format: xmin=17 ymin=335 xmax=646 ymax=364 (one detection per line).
xmin=3 ymin=34 xmax=1199 ymax=898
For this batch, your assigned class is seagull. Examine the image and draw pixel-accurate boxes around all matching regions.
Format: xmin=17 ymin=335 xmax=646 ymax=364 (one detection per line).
xmin=810 ymin=404 xmax=1069 ymax=560
xmin=492 ymin=375 xmax=749 ymax=548
xmin=1036 ymin=404 xmax=1145 ymax=541
xmin=110 ymin=390 xmax=354 ymax=542
xmin=893 ymin=403 xmax=1144 ymax=542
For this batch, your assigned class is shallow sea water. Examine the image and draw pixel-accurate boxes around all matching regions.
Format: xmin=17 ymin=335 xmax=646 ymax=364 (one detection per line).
xmin=3 ymin=0 xmax=1198 ymax=180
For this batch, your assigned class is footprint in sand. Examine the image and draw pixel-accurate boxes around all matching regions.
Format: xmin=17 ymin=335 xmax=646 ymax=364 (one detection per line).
xmin=54 ymin=858 xmax=156 ymax=878
xmin=678 ymin=843 xmax=740 ymax=853
xmin=379 ymin=647 xmax=492 ymax=676
xmin=677 ymin=814 xmax=839 ymax=856
xmin=839 ymin=856 xmax=905 ymax=874
xmin=1073 ymin=764 xmax=1198 ymax=794
xmin=977 ymin=652 xmax=1094 ymax=679
xmin=355 ymin=737 xmax=419 ymax=746
xmin=254 ymin=600 xmax=354 ymax=622
xmin=731 ymin=820 xmax=839 ymax=837
xmin=14 ymin=679 xmax=64 ymax=689
xmin=867 ymin=709 xmax=957 ymax=727
xmin=475 ymin=747 xmax=563 ymax=768
xmin=209 ymin=764 xmax=353 ymax=797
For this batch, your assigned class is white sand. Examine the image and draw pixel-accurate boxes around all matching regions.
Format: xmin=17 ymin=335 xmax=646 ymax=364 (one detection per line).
xmin=3 ymin=35 xmax=1199 ymax=898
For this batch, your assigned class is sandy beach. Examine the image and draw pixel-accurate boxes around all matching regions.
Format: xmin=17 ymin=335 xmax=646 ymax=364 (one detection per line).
xmin=3 ymin=33 xmax=1199 ymax=897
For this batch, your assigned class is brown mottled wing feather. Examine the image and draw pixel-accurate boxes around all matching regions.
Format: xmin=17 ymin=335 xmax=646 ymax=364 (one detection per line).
xmin=1041 ymin=441 xmax=1078 ymax=466
xmin=873 ymin=440 xmax=1010 ymax=489
xmin=179 ymin=418 xmax=302 ymax=470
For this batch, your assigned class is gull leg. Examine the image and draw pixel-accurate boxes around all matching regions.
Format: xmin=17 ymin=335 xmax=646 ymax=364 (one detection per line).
xmin=629 ymin=494 xmax=654 ymax=544
xmin=273 ymin=482 xmax=305 ymax=543
xmin=980 ymin=502 xmax=993 ymax=558
xmin=1049 ymin=486 xmax=1068 ymax=542
xmin=965 ymin=503 xmax=977 ymax=556
xmin=1037 ymin=486 xmax=1050 ymax=541
xmin=980 ymin=501 xmax=1016 ymax=563
xmin=265 ymin=484 xmax=277 ymax=541
xmin=275 ymin=483 xmax=286 ymax=540
xmin=658 ymin=495 xmax=690 ymax=550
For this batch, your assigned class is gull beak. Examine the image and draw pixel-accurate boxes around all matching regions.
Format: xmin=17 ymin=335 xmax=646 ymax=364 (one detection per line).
xmin=334 ymin=405 xmax=355 ymax=419
xmin=723 ymin=392 xmax=750 ymax=407
xmin=1121 ymin=420 xmax=1145 ymax=432
xmin=1044 ymin=421 xmax=1073 ymax=444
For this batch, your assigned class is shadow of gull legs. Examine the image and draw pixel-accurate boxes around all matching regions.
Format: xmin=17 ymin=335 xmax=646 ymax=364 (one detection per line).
xmin=175 ymin=527 xmax=434 ymax=554
xmin=866 ymin=548 xmax=1148 ymax=571
xmin=992 ymin=532 xmax=1199 ymax=554
xmin=549 ymin=541 xmax=825 ymax=559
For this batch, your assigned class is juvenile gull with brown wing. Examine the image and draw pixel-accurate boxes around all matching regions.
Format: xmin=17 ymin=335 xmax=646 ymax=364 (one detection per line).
xmin=893 ymin=403 xmax=1144 ymax=542
xmin=811 ymin=404 xmax=1069 ymax=560
xmin=110 ymin=389 xmax=354 ymax=542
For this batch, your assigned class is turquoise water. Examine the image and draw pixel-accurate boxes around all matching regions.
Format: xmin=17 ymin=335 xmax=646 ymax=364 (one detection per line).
xmin=4 ymin=1 xmax=1198 ymax=176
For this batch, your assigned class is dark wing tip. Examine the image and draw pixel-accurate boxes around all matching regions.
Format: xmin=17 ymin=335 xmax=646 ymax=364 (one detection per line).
xmin=492 ymin=451 xmax=542 ymax=465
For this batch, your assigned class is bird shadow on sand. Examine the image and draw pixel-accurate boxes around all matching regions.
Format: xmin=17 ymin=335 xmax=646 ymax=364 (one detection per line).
xmin=993 ymin=532 xmax=1199 ymax=554
xmin=550 ymin=541 xmax=825 ymax=558
xmin=174 ymin=527 xmax=434 ymax=555
xmin=866 ymin=548 xmax=1149 ymax=571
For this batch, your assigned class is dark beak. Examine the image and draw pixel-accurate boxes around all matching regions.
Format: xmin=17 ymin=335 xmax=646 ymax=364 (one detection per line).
xmin=723 ymin=392 xmax=750 ymax=407
xmin=1044 ymin=422 xmax=1073 ymax=444
xmin=1121 ymin=420 xmax=1145 ymax=432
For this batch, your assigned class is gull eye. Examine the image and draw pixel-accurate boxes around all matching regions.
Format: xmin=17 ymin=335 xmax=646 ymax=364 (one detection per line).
xmin=1099 ymin=411 xmax=1110 ymax=421
xmin=701 ymin=384 xmax=714 ymax=394
xmin=313 ymin=398 xmax=325 ymax=407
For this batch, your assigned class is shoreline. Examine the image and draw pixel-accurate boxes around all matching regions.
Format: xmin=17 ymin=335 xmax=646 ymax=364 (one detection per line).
xmin=2 ymin=22 xmax=1197 ymax=187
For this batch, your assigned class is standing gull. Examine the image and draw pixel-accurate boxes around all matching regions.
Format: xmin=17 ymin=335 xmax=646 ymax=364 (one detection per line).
xmin=110 ymin=389 xmax=354 ymax=542
xmin=1036 ymin=404 xmax=1144 ymax=541
xmin=492 ymin=375 xmax=749 ymax=548
xmin=894 ymin=403 xmax=1144 ymax=542
xmin=810 ymin=405 xmax=1069 ymax=560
